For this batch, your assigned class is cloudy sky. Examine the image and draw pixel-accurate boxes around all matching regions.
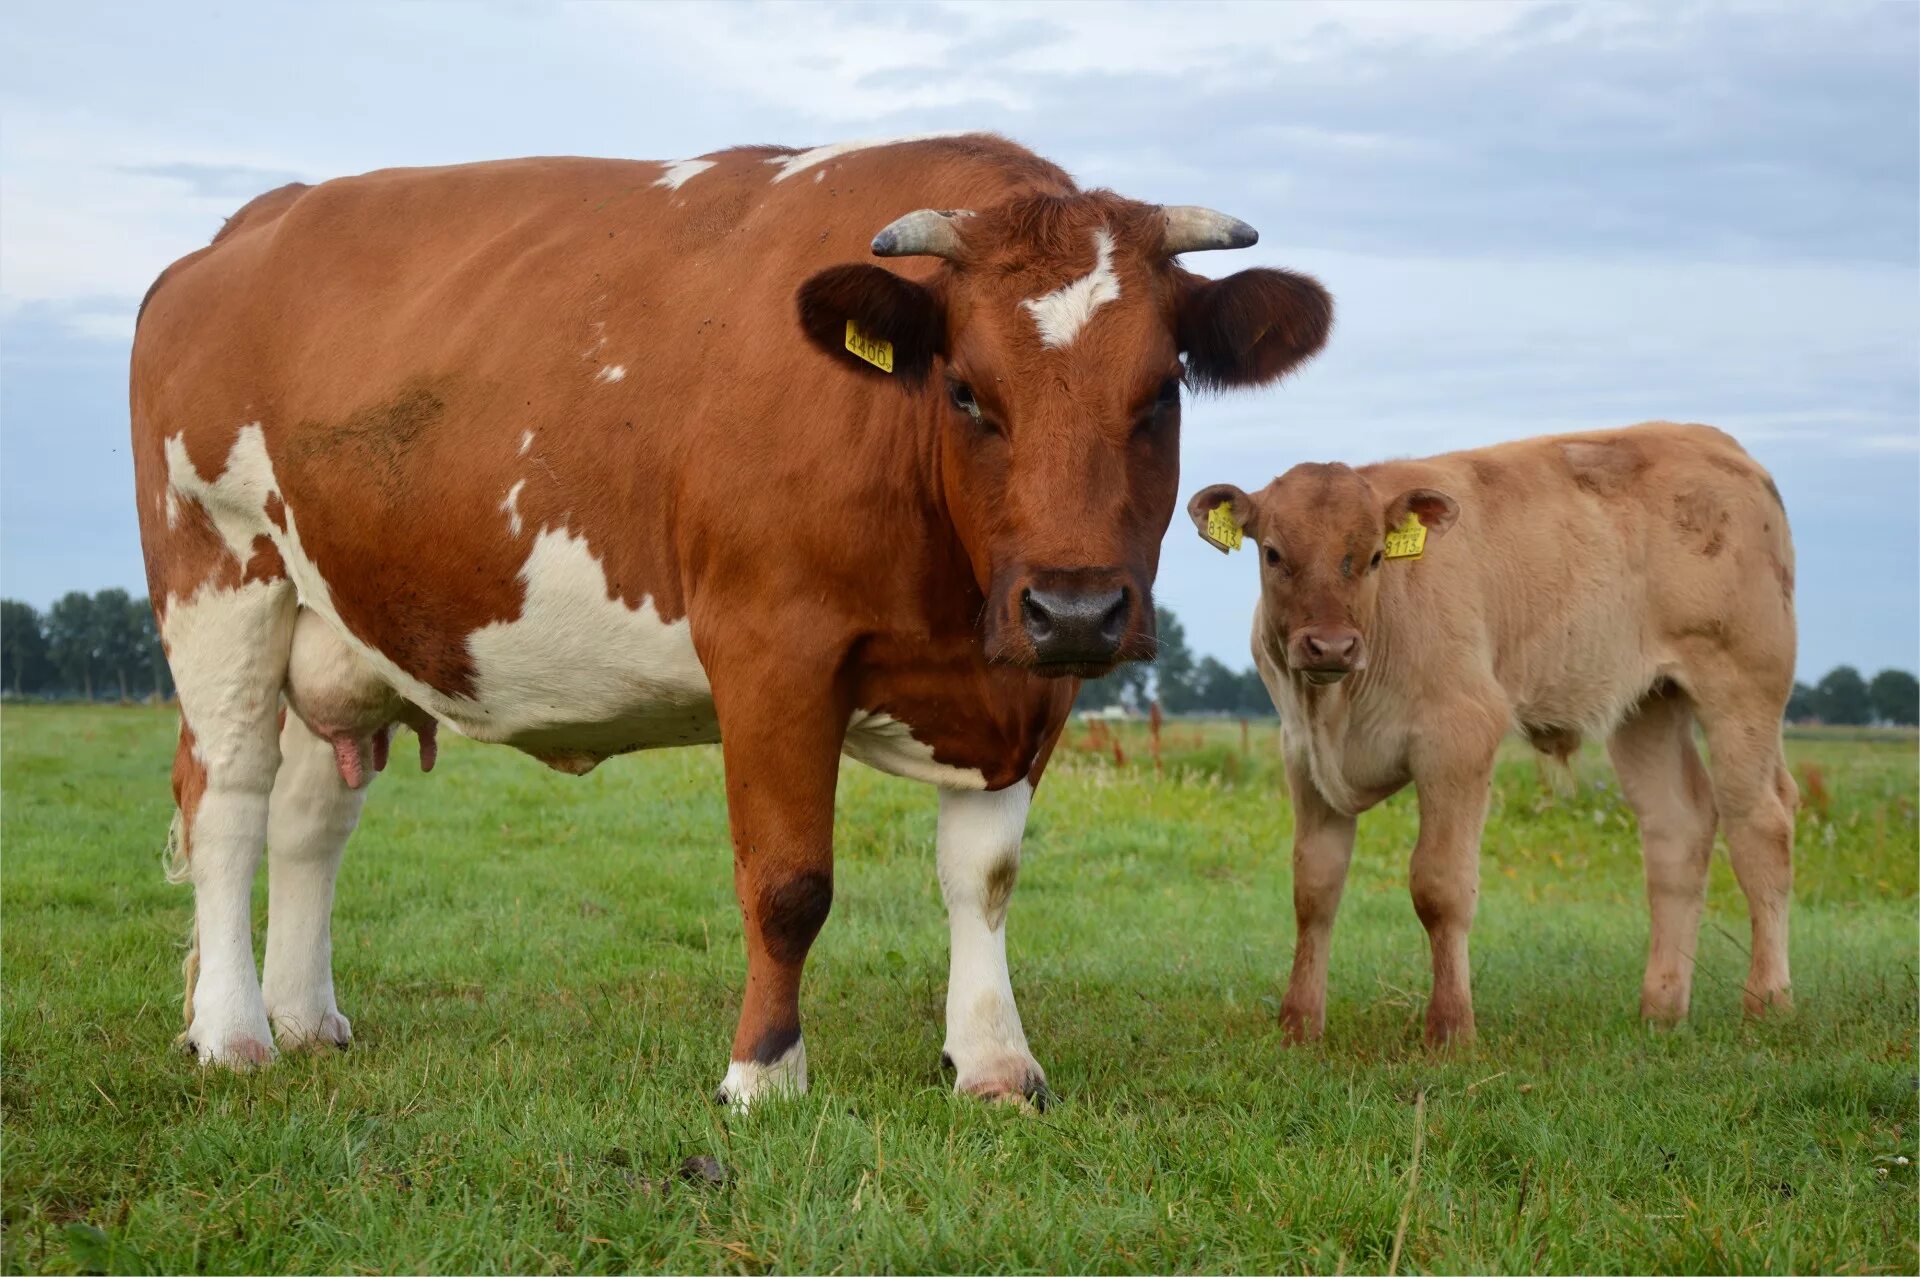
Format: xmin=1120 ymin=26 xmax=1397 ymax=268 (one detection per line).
xmin=3 ymin=1 xmax=1915 ymax=679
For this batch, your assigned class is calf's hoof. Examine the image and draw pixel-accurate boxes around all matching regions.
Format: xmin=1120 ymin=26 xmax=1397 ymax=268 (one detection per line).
xmin=1278 ymin=1001 xmax=1325 ymax=1046
xmin=1422 ymin=1007 xmax=1475 ymax=1051
xmin=1742 ymin=985 xmax=1793 ymax=1019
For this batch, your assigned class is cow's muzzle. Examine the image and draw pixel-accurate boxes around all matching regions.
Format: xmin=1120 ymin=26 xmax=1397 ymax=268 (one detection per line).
xmin=987 ymin=567 xmax=1152 ymax=677
xmin=1288 ymin=625 xmax=1366 ymax=685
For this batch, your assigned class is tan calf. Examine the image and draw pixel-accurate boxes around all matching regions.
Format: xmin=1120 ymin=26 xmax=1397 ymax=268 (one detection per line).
xmin=1191 ymin=422 xmax=1797 ymax=1045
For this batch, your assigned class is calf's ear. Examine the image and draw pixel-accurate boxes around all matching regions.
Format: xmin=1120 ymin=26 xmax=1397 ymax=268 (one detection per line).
xmin=1176 ymin=268 xmax=1333 ymax=390
xmin=1383 ymin=488 xmax=1461 ymax=538
xmin=1187 ymin=483 xmax=1257 ymax=553
xmin=796 ymin=265 xmax=945 ymax=385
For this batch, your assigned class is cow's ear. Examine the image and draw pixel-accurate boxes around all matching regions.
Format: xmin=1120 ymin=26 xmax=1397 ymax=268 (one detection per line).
xmin=1383 ymin=487 xmax=1460 ymax=538
xmin=1186 ymin=483 xmax=1257 ymax=554
xmin=1176 ymin=268 xmax=1333 ymax=390
xmin=796 ymin=265 xmax=945 ymax=385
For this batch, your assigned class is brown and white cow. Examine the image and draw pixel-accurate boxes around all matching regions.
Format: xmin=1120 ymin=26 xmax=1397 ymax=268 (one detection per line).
xmin=1190 ymin=422 xmax=1797 ymax=1045
xmin=132 ymin=134 xmax=1332 ymax=1104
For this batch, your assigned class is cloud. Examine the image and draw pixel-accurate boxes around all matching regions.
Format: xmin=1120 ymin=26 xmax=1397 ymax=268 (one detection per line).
xmin=115 ymin=161 xmax=309 ymax=199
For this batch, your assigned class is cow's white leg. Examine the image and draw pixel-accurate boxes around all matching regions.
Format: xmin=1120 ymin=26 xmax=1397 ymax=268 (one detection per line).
xmin=937 ymin=780 xmax=1047 ymax=1105
xmin=262 ymin=709 xmax=368 ymax=1050
xmin=164 ymin=578 xmax=296 ymax=1068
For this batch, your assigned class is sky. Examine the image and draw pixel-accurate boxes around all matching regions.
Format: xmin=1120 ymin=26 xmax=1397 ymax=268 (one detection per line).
xmin=2 ymin=0 xmax=1915 ymax=680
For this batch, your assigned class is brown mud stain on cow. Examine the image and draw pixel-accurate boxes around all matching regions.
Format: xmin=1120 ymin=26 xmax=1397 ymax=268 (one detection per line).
xmin=1671 ymin=489 xmax=1731 ymax=557
xmin=285 ymin=382 xmax=449 ymax=499
xmin=1561 ymin=438 xmax=1649 ymax=497
xmin=982 ymin=857 xmax=1020 ymax=930
xmin=756 ymin=871 xmax=834 ymax=966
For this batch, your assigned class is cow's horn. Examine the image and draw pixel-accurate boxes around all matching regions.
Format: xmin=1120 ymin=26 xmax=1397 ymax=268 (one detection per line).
xmin=1161 ymin=206 xmax=1259 ymax=254
xmin=870 ymin=209 xmax=974 ymax=259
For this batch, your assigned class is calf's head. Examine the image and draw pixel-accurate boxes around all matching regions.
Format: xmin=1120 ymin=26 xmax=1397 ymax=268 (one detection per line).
xmin=1188 ymin=464 xmax=1459 ymax=684
xmin=797 ymin=194 xmax=1332 ymax=677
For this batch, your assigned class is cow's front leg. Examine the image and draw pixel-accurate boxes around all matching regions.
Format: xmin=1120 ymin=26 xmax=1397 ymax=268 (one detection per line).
xmin=1278 ymin=758 xmax=1358 ymax=1044
xmin=937 ymin=781 xmax=1048 ymax=1107
xmin=711 ymin=675 xmax=846 ymax=1109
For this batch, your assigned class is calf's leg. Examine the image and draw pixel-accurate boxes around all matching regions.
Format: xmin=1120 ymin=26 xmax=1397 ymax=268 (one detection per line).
xmin=1695 ymin=695 xmax=1797 ymax=1015
xmin=1408 ymin=719 xmax=1500 ymax=1047
xmin=1278 ymin=760 xmax=1357 ymax=1044
xmin=262 ymin=710 xmax=370 ymax=1050
xmin=937 ymin=781 xmax=1047 ymax=1105
xmin=1607 ymin=686 xmax=1717 ymax=1022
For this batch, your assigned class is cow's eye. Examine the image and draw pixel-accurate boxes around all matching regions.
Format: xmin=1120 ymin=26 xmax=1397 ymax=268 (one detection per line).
xmin=1156 ymin=376 xmax=1181 ymax=408
xmin=948 ymin=381 xmax=982 ymax=421
xmin=1370 ymin=550 xmax=1384 ymax=570
xmin=1263 ymin=545 xmax=1282 ymax=569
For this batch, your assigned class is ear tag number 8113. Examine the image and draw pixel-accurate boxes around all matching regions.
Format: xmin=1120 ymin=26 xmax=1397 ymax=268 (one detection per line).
xmin=1205 ymin=502 xmax=1243 ymax=552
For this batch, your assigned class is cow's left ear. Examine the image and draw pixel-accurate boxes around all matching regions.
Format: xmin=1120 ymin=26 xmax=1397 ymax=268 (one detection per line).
xmin=796 ymin=265 xmax=945 ymax=385
xmin=1176 ymin=268 xmax=1333 ymax=390
xmin=1186 ymin=483 xmax=1258 ymax=553
xmin=1383 ymin=488 xmax=1461 ymax=538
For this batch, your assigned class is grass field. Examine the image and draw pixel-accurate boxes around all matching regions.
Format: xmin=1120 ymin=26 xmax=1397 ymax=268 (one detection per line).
xmin=4 ymin=703 xmax=1915 ymax=1274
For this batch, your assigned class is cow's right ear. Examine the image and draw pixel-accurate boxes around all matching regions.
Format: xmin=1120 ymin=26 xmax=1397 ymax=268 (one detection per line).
xmin=796 ymin=265 xmax=945 ymax=385
xmin=1186 ymin=483 xmax=1257 ymax=554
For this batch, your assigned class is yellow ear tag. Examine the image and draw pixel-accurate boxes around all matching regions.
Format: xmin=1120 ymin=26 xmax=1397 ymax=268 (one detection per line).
xmin=844 ymin=320 xmax=894 ymax=373
xmin=1383 ymin=511 xmax=1427 ymax=561
xmin=1205 ymin=502 xmax=1244 ymax=552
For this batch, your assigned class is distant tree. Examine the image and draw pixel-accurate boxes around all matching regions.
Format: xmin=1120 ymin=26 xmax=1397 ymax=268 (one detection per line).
xmin=1190 ymin=656 xmax=1239 ymax=713
xmin=92 ymin=588 xmax=145 ymax=701
xmin=1152 ymin=609 xmax=1198 ymax=711
xmin=1814 ymin=665 xmax=1872 ymax=727
xmin=1869 ymin=668 xmax=1919 ymax=726
xmin=0 ymin=600 xmax=51 ymax=695
xmin=132 ymin=598 xmax=172 ymax=700
xmin=46 ymin=591 xmax=99 ymax=700
xmin=1236 ymin=666 xmax=1277 ymax=717
xmin=1785 ymin=681 xmax=1819 ymax=723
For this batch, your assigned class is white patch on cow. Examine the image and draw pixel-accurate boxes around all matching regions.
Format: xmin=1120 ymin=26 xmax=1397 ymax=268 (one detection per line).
xmin=500 ymin=479 xmax=526 ymax=538
xmin=937 ymin=781 xmax=1044 ymax=1098
xmin=1021 ymin=228 xmax=1121 ymax=349
xmin=163 ymin=423 xmax=716 ymax=759
xmin=813 ymin=170 xmax=824 ymax=183
xmin=518 ymin=430 xmax=534 ymax=456
xmin=461 ymin=527 xmax=716 ymax=750
xmin=717 ymin=1037 xmax=807 ymax=1109
xmin=595 ymin=365 xmax=626 ymax=384
xmin=843 ymin=710 xmax=989 ymax=789
xmin=165 ymin=488 xmax=180 ymax=527
xmin=161 ymin=574 xmax=294 ymax=1067
xmin=766 ymin=132 xmax=972 ymax=182
xmin=654 ymin=158 xmax=715 ymax=191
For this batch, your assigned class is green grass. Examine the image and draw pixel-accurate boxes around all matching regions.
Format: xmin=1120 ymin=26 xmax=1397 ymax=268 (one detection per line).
xmin=4 ymin=704 xmax=1915 ymax=1274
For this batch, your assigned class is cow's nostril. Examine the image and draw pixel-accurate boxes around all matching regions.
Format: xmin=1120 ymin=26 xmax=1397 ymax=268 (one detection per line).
xmin=1303 ymin=636 xmax=1326 ymax=660
xmin=1097 ymin=589 xmax=1129 ymax=642
xmin=1020 ymin=588 xmax=1054 ymax=640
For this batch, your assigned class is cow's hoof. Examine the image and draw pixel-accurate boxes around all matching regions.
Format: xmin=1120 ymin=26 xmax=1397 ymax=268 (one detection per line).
xmin=714 ymin=1039 xmax=808 ymax=1111
xmin=954 ymin=1055 xmax=1049 ymax=1111
xmin=1742 ymin=986 xmax=1793 ymax=1018
xmin=272 ymin=1007 xmax=353 ymax=1052
xmin=186 ymin=1031 xmax=276 ymax=1070
xmin=1278 ymin=1002 xmax=1325 ymax=1045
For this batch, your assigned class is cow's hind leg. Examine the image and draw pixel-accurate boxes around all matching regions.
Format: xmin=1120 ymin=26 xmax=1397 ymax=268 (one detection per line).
xmin=1608 ymin=685 xmax=1717 ymax=1022
xmin=164 ymin=577 xmax=297 ymax=1067
xmin=262 ymin=709 xmax=369 ymax=1050
xmin=937 ymin=782 xmax=1047 ymax=1106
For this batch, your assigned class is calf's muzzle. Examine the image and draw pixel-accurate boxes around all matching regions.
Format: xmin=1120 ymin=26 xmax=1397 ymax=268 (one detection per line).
xmin=1288 ymin=625 xmax=1366 ymax=684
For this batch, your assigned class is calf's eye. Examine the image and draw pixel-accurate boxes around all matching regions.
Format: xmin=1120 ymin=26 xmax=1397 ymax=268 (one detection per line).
xmin=1370 ymin=550 xmax=1384 ymax=569
xmin=948 ymin=381 xmax=981 ymax=420
xmin=1263 ymin=546 xmax=1281 ymax=567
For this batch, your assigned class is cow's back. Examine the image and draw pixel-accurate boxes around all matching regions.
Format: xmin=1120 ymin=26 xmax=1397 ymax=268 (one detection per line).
xmin=1365 ymin=422 xmax=1795 ymax=737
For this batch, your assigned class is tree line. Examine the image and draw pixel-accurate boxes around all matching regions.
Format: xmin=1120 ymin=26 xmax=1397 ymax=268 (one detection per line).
xmin=1787 ymin=666 xmax=1917 ymax=727
xmin=3 ymin=591 xmax=1913 ymax=727
xmin=1073 ymin=610 xmax=1275 ymax=716
xmin=2 ymin=593 xmax=172 ymax=701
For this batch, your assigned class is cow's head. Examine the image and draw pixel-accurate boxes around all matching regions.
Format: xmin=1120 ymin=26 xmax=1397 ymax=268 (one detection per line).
xmin=797 ymin=193 xmax=1332 ymax=677
xmin=1187 ymin=465 xmax=1459 ymax=684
